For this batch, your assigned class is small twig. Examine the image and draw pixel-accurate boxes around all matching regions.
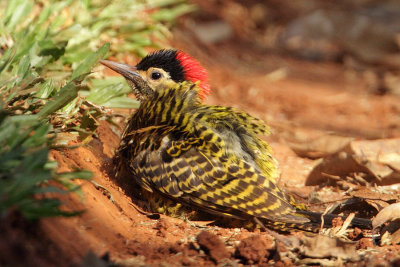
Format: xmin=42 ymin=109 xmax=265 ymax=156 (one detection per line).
xmin=320 ymin=204 xmax=334 ymax=232
xmin=308 ymin=197 xmax=354 ymax=206
xmin=128 ymin=202 xmax=160 ymax=219
xmin=90 ymin=181 xmax=115 ymax=203
xmin=184 ymin=218 xmax=209 ymax=229
xmin=224 ymin=232 xmax=238 ymax=246
xmin=336 ymin=213 xmax=355 ymax=237
xmin=321 ymin=172 xmax=342 ymax=181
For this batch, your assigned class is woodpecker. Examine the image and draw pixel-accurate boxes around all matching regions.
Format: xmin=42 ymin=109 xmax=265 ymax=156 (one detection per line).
xmin=100 ymin=49 xmax=371 ymax=232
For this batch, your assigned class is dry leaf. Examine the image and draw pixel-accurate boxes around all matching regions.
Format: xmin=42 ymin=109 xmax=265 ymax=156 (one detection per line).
xmin=301 ymin=235 xmax=359 ymax=261
xmin=329 ymin=197 xmax=381 ymax=219
xmin=351 ymin=139 xmax=400 ymax=183
xmin=306 ymin=139 xmax=400 ymax=185
xmin=392 ymin=228 xmax=400 ymax=244
xmin=380 ymin=225 xmax=400 ymax=246
xmin=372 ymin=202 xmax=400 ymax=229
xmin=288 ymin=134 xmax=353 ymax=159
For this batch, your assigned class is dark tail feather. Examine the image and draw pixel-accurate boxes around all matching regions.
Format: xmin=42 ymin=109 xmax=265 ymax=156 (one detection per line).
xmin=296 ymin=210 xmax=372 ymax=229
xmin=256 ymin=211 xmax=372 ymax=233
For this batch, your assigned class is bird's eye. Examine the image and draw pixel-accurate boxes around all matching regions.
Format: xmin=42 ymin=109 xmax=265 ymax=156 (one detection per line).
xmin=150 ymin=71 xmax=162 ymax=80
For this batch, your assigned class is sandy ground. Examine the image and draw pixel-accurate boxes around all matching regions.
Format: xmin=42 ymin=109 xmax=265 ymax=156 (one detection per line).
xmin=2 ymin=5 xmax=400 ymax=266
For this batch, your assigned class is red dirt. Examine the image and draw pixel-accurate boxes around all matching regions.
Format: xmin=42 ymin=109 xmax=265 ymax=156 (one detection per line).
xmin=196 ymin=230 xmax=230 ymax=263
xmin=235 ymin=235 xmax=274 ymax=265
xmin=3 ymin=2 xmax=400 ymax=266
xmin=357 ymin=238 xmax=374 ymax=250
xmin=331 ymin=217 xmax=344 ymax=227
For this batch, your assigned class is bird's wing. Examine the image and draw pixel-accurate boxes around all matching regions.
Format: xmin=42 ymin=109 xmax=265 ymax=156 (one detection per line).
xmin=129 ymin=126 xmax=308 ymax=224
xmin=195 ymin=105 xmax=280 ymax=183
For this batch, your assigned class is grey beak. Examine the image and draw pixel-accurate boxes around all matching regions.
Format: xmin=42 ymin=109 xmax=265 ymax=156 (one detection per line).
xmin=100 ymin=59 xmax=154 ymax=100
xmin=100 ymin=59 xmax=140 ymax=81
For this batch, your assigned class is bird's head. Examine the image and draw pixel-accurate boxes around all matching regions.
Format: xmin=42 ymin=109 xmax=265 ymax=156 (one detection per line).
xmin=100 ymin=49 xmax=210 ymax=101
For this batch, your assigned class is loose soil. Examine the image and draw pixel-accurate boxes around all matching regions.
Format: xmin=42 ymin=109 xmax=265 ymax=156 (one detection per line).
xmin=2 ymin=4 xmax=400 ymax=266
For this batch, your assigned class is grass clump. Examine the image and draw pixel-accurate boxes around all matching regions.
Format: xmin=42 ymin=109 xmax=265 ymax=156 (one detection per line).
xmin=0 ymin=0 xmax=193 ymax=219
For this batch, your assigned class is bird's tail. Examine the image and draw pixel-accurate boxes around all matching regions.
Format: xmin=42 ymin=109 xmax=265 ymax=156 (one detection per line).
xmin=297 ymin=210 xmax=372 ymax=229
xmin=258 ymin=211 xmax=372 ymax=233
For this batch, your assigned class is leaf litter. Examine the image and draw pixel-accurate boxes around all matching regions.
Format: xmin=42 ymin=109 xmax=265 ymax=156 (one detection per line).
xmin=306 ymin=138 xmax=400 ymax=186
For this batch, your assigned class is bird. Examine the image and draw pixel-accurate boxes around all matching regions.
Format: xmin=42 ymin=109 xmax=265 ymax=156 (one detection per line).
xmin=100 ymin=49 xmax=372 ymax=232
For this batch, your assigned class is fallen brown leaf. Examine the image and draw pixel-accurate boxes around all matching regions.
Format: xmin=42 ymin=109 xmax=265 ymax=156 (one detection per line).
xmin=372 ymin=202 xmax=400 ymax=229
xmin=288 ymin=134 xmax=353 ymax=159
xmin=306 ymin=139 xmax=400 ymax=186
xmin=301 ymin=235 xmax=359 ymax=261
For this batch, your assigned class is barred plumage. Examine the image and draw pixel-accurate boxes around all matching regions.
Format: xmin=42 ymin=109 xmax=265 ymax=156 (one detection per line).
xmin=101 ymin=50 xmax=372 ymax=232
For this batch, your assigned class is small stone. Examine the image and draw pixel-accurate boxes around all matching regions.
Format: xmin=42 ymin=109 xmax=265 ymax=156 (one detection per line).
xmin=196 ymin=230 xmax=230 ymax=263
xmin=235 ymin=235 xmax=273 ymax=264
xmin=357 ymin=237 xmax=374 ymax=249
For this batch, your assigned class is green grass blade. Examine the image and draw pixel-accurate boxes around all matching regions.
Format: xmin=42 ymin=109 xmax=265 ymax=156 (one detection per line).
xmin=70 ymin=43 xmax=110 ymax=81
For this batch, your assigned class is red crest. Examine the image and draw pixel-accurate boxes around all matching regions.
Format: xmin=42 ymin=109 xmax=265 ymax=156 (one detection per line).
xmin=176 ymin=51 xmax=210 ymax=99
